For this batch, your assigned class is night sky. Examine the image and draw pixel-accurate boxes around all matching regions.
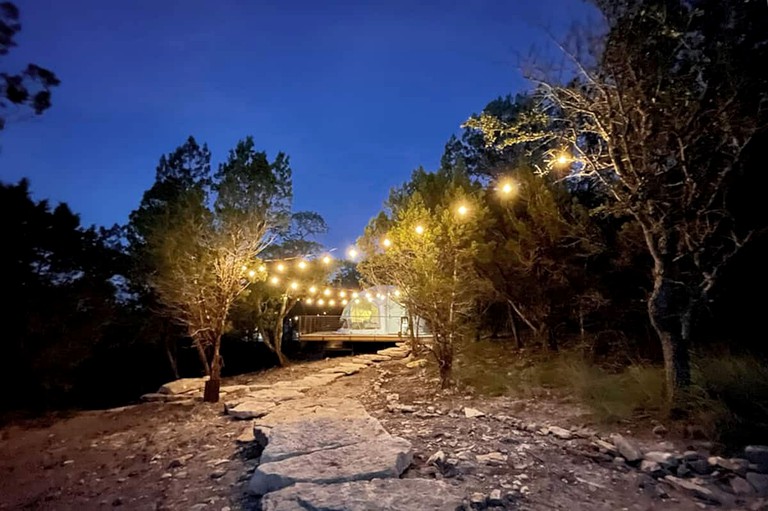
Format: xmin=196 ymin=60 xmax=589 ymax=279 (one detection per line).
xmin=1 ymin=0 xmax=593 ymax=249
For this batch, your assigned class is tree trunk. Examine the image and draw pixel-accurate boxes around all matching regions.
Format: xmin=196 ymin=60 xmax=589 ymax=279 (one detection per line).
xmin=647 ymin=273 xmax=692 ymax=408
xmin=436 ymin=335 xmax=453 ymax=389
xmin=203 ymin=335 xmax=222 ymax=403
xmin=162 ymin=328 xmax=180 ymax=380
xmin=193 ymin=338 xmax=211 ymax=376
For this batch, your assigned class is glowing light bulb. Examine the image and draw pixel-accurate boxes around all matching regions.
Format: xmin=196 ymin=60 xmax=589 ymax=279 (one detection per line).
xmin=241 ymin=265 xmax=248 ymax=271
xmin=354 ymin=299 xmax=360 ymax=304
xmin=297 ymin=260 xmax=307 ymax=270
xmin=309 ymin=286 xmax=317 ymax=294
xmin=270 ymin=276 xmax=279 ymax=285
xmin=347 ymin=248 xmax=358 ymax=260
xmin=382 ymin=238 xmax=392 ymax=248
xmin=305 ymin=298 xmax=313 ymax=304
xmin=342 ymin=299 xmax=348 ymax=305
xmin=415 ymin=225 xmax=425 ymax=235
xmin=556 ymin=153 xmax=570 ymax=166
xmin=352 ymin=292 xmax=359 ymax=299
xmin=394 ymin=289 xmax=401 ymax=297
xmin=248 ymin=270 xmax=256 ymax=278
xmin=317 ymin=298 xmax=325 ymax=306
xmin=290 ymin=281 xmax=299 ymax=290
xmin=323 ymin=288 xmax=331 ymax=296
xmin=276 ymin=263 xmax=285 ymax=272
xmin=329 ymin=299 xmax=336 ymax=306
xmin=457 ymin=205 xmax=468 ymax=216
xmin=376 ymin=293 xmax=384 ymax=299
xmin=322 ymin=255 xmax=332 ymax=265
xmin=339 ymin=291 xmax=346 ymax=298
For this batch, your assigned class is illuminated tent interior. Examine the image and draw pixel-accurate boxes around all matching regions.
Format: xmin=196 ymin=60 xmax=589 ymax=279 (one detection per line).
xmin=337 ymin=285 xmax=430 ymax=337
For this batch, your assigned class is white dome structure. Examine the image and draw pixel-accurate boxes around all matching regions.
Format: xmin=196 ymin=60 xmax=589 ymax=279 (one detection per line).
xmin=338 ymin=285 xmax=429 ymax=337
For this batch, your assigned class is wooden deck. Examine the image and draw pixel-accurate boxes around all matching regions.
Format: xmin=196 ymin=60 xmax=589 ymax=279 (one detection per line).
xmin=299 ymin=331 xmax=431 ymax=343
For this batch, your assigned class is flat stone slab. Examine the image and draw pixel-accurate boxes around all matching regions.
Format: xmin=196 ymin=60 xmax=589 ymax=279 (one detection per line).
xmin=357 ymin=354 xmax=391 ymax=362
xmin=261 ymin=478 xmax=464 ymax=511
xmin=376 ymin=347 xmax=410 ymax=359
xmin=293 ymin=373 xmax=344 ymax=387
xmin=259 ymin=416 xmax=390 ymax=463
xmin=248 ymin=435 xmax=413 ymax=495
xmin=253 ymin=397 xmax=370 ymax=428
xmin=320 ymin=363 xmax=367 ymax=375
xmin=228 ymin=400 xmax=277 ymax=420
xmin=157 ymin=377 xmax=208 ymax=395
xmin=141 ymin=392 xmax=194 ymax=403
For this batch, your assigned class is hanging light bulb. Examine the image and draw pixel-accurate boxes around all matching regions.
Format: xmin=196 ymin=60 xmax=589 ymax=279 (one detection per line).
xmin=339 ymin=291 xmax=346 ymax=298
xmin=382 ymin=238 xmax=392 ymax=248
xmin=305 ymin=298 xmax=313 ymax=305
xmin=309 ymin=286 xmax=317 ymax=294
xmin=415 ymin=225 xmax=425 ymax=235
xmin=323 ymin=288 xmax=331 ymax=296
xmin=322 ymin=255 xmax=332 ymax=265
xmin=270 ymin=276 xmax=279 ymax=285
xmin=290 ymin=281 xmax=299 ymax=290
xmin=342 ymin=299 xmax=348 ymax=305
xmin=276 ymin=263 xmax=286 ymax=273
xmin=248 ymin=269 xmax=256 ymax=278
xmin=297 ymin=260 xmax=307 ymax=270
xmin=317 ymin=298 xmax=325 ymax=306
xmin=347 ymin=247 xmax=358 ymax=260
xmin=394 ymin=289 xmax=401 ymax=297
xmin=329 ymin=299 xmax=336 ymax=306
xmin=241 ymin=265 xmax=248 ymax=271
xmin=258 ymin=264 xmax=267 ymax=272
xmin=352 ymin=292 xmax=359 ymax=299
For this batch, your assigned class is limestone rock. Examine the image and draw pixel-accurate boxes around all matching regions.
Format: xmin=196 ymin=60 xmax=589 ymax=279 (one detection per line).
xmin=320 ymin=363 xmax=366 ymax=375
xmin=652 ymin=424 xmax=668 ymax=437
xmin=253 ymin=397 xmax=370 ymax=428
xmin=731 ymin=476 xmax=756 ymax=496
xmin=157 ymin=377 xmax=208 ymax=395
xmin=663 ymin=476 xmax=735 ymax=506
xmin=644 ymin=451 xmax=679 ymax=468
xmin=640 ymin=460 xmax=663 ymax=475
xmin=427 ymin=450 xmax=446 ymax=465
xmin=259 ymin=416 xmax=389 ymax=463
xmin=610 ymin=434 xmax=642 ymax=463
xmin=405 ymin=359 xmax=428 ymax=369
xmin=746 ymin=472 xmax=768 ymax=497
xmin=708 ymin=456 xmax=749 ymax=476
xmin=248 ymin=435 xmax=413 ymax=495
xmin=141 ymin=392 xmax=192 ymax=403
xmin=358 ymin=354 xmax=391 ymax=362
xmin=463 ymin=407 xmax=485 ymax=418
xmin=227 ymin=400 xmax=277 ymax=420
xmin=547 ymin=426 xmax=573 ymax=440
xmin=488 ymin=489 xmax=503 ymax=506
xmin=260 ymin=479 xmax=463 ymax=511
xmin=477 ymin=452 xmax=507 ymax=466
xmin=745 ymin=446 xmax=768 ymax=470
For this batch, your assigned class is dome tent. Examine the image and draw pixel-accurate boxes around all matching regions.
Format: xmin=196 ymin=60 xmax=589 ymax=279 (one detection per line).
xmin=338 ymin=285 xmax=429 ymax=337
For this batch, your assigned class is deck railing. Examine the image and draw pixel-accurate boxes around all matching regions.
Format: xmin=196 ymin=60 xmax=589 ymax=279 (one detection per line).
xmin=295 ymin=315 xmax=410 ymax=335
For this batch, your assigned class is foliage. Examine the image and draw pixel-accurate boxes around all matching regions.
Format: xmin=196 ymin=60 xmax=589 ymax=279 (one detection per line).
xmin=0 ymin=2 xmax=59 ymax=130
xmin=230 ymin=211 xmax=330 ymax=366
xmin=136 ymin=136 xmax=288 ymax=402
xmin=464 ymin=0 xmax=768 ymax=406
xmin=359 ymin=167 xmax=492 ymax=386
xmin=0 ymin=180 xmax=126 ymax=409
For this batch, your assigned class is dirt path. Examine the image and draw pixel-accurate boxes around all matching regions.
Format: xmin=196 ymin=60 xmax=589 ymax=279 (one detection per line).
xmin=0 ymin=353 xmax=757 ymax=510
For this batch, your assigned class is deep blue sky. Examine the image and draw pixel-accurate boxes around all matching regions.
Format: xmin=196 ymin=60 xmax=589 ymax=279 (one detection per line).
xmin=1 ymin=0 xmax=593 ymax=249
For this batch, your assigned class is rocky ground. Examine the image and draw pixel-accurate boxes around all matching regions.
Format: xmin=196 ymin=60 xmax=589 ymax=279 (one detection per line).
xmin=1 ymin=345 xmax=767 ymax=510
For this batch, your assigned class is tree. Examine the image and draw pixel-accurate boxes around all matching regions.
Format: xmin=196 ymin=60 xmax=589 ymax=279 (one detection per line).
xmin=1 ymin=2 xmax=59 ymax=130
xmin=477 ymin=167 xmax=603 ymax=351
xmin=139 ymin=136 xmax=290 ymax=402
xmin=231 ymin=211 xmax=330 ymax=366
xmin=359 ymin=167 xmax=492 ymax=387
xmin=467 ymin=0 xmax=768 ymax=406
xmin=126 ymin=137 xmax=212 ymax=378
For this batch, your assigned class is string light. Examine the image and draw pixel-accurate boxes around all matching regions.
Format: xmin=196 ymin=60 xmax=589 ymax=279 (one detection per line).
xmin=555 ymin=153 xmax=571 ymax=166
xmin=394 ymin=289 xmax=401 ymax=297
xmin=342 ymin=299 xmax=348 ymax=305
xmin=290 ymin=281 xmax=299 ymax=290
xmin=347 ymin=247 xmax=358 ymax=260
xmin=329 ymin=299 xmax=336 ymax=306
xmin=339 ymin=291 xmax=346 ymax=298
xmin=241 ymin=265 xmax=248 ymax=271
xmin=276 ymin=263 xmax=286 ymax=273
xmin=258 ymin=264 xmax=266 ymax=272
xmin=323 ymin=288 xmax=331 ymax=296
xmin=270 ymin=276 xmax=279 ymax=285
xmin=322 ymin=256 xmax=332 ymax=265
xmin=305 ymin=298 xmax=313 ymax=304
xmin=457 ymin=205 xmax=469 ymax=216
xmin=297 ymin=260 xmax=307 ymax=270
xmin=317 ymin=298 xmax=325 ymax=306
xmin=352 ymin=292 xmax=359 ymax=298
xmin=248 ymin=269 xmax=256 ymax=278
xmin=354 ymin=299 xmax=360 ymax=304
xmin=382 ymin=238 xmax=392 ymax=248
xmin=415 ymin=225 xmax=425 ymax=235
